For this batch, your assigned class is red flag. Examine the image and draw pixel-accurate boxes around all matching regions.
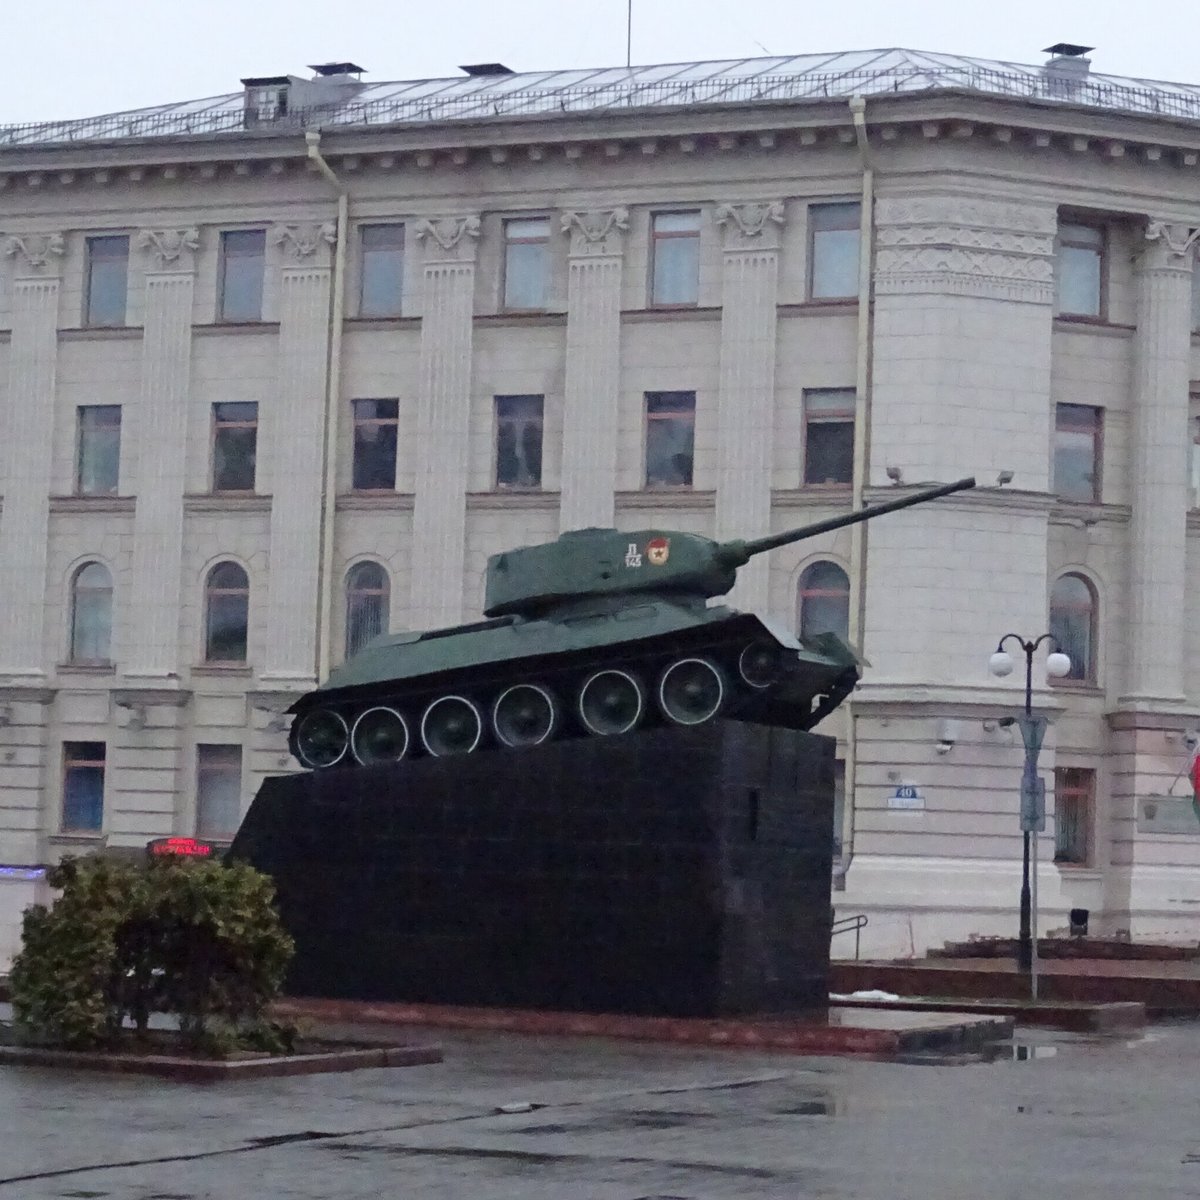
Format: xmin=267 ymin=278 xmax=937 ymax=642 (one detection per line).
xmin=1191 ymin=747 xmax=1200 ymax=824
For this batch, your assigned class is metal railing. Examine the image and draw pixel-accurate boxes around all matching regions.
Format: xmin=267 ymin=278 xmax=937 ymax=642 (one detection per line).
xmin=5 ymin=64 xmax=1200 ymax=148
xmin=831 ymin=913 xmax=868 ymax=960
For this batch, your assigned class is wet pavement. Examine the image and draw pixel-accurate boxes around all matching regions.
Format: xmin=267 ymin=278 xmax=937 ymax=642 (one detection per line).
xmin=2 ymin=1018 xmax=1199 ymax=1199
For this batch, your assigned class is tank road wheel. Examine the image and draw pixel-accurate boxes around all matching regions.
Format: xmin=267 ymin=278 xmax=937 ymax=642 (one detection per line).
xmin=292 ymin=709 xmax=350 ymax=769
xmin=578 ymin=669 xmax=645 ymax=737
xmin=421 ymin=696 xmax=484 ymax=757
xmin=350 ymin=707 xmax=410 ymax=766
xmin=658 ymin=657 xmax=726 ymax=726
xmin=492 ymin=684 xmax=559 ymax=748
xmin=738 ymin=641 xmax=783 ymax=689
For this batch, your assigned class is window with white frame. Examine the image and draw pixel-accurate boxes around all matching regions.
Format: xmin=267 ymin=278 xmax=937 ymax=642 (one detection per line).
xmin=650 ymin=212 xmax=701 ymax=306
xmin=196 ymin=744 xmax=243 ymax=841
xmin=808 ymin=203 xmax=861 ymax=299
xmin=359 ymin=224 xmax=404 ymax=317
xmin=76 ymin=405 xmax=121 ymax=496
xmin=62 ymin=741 xmax=105 ymax=833
xmin=84 ymin=235 xmax=129 ymax=327
xmin=802 ymin=389 xmax=855 ymax=486
xmin=797 ymin=561 xmax=850 ymax=642
xmin=69 ymin=562 xmax=113 ymax=664
xmin=644 ymin=391 xmax=695 ymax=487
xmin=502 ymin=217 xmax=551 ymax=310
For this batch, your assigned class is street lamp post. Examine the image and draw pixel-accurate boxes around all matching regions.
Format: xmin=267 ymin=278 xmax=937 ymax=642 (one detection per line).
xmin=988 ymin=635 xmax=1071 ymax=995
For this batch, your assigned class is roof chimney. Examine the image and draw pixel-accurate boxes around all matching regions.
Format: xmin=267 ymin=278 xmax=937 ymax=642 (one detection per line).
xmin=1043 ymin=43 xmax=1094 ymax=96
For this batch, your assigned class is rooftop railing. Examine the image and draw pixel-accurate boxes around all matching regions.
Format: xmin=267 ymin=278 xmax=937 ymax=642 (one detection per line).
xmin=4 ymin=64 xmax=1200 ymax=148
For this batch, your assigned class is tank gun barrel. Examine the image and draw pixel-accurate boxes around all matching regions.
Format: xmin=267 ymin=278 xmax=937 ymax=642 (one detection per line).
xmin=719 ymin=476 xmax=976 ymax=566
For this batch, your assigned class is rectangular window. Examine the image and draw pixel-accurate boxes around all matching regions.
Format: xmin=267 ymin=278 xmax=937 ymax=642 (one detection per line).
xmin=1191 ymin=409 xmax=1200 ymax=509
xmin=1053 ymin=403 xmax=1102 ymax=503
xmin=645 ymin=391 xmax=695 ymax=488
xmin=84 ymin=235 xmax=129 ymax=327
xmin=1192 ymin=264 xmax=1200 ymax=332
xmin=803 ymin=389 xmax=855 ymax=486
xmin=62 ymin=741 xmax=105 ymax=833
xmin=809 ymin=202 xmax=861 ymax=299
xmin=1057 ymin=221 xmax=1105 ymax=318
xmin=211 ymin=403 xmax=258 ymax=492
xmin=218 ymin=229 xmax=266 ymax=322
xmin=352 ymin=399 xmax=399 ymax=490
xmin=1054 ymin=766 xmax=1095 ymax=866
xmin=359 ymin=224 xmax=404 ymax=317
xmin=495 ymin=395 xmax=544 ymax=488
xmin=196 ymin=744 xmax=243 ymax=842
xmin=76 ymin=405 xmax=121 ymax=496
xmin=502 ymin=217 xmax=550 ymax=310
xmin=650 ymin=212 xmax=701 ymax=306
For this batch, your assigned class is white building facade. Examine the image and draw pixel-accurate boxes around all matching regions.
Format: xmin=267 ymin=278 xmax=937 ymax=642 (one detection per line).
xmin=3 ymin=46 xmax=1200 ymax=964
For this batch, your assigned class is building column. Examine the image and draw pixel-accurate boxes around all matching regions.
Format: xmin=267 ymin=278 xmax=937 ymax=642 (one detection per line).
xmin=409 ymin=215 xmax=479 ymax=631
xmin=0 ymin=233 xmax=64 ymax=681
xmin=840 ymin=196 xmax=1059 ymax=956
xmin=713 ymin=201 xmax=784 ymax=610
xmin=862 ymin=197 xmax=1058 ymax=686
xmin=261 ymin=222 xmax=336 ymax=686
xmin=558 ymin=209 xmax=628 ymax=532
xmin=1122 ymin=221 xmax=1196 ymax=708
xmin=126 ymin=228 xmax=201 ymax=682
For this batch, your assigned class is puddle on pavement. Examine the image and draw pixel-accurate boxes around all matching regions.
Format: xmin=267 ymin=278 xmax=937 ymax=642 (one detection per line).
xmin=890 ymin=1040 xmax=1061 ymax=1066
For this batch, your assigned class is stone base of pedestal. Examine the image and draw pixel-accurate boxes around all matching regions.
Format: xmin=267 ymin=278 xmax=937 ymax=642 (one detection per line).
xmin=228 ymin=720 xmax=835 ymax=1018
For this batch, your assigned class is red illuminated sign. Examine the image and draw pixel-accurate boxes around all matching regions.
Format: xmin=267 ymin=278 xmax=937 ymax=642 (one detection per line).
xmin=147 ymin=837 xmax=215 ymax=859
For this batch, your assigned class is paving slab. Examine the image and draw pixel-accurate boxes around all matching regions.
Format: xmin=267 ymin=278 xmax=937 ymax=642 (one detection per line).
xmin=830 ymin=994 xmax=1146 ymax=1032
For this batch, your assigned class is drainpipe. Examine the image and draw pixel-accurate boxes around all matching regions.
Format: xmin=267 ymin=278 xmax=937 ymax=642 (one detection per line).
xmin=838 ymin=95 xmax=875 ymax=887
xmin=305 ymin=130 xmax=348 ymax=682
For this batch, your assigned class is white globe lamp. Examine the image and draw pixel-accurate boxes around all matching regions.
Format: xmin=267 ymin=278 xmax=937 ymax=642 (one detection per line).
xmin=988 ymin=650 xmax=1015 ymax=678
xmin=1045 ymin=651 xmax=1072 ymax=679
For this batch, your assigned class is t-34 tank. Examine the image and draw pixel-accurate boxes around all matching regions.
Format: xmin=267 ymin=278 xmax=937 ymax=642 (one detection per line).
xmin=288 ymin=477 xmax=975 ymax=769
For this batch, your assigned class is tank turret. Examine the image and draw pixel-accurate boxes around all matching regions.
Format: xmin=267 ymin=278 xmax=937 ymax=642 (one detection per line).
xmin=288 ymin=477 xmax=975 ymax=770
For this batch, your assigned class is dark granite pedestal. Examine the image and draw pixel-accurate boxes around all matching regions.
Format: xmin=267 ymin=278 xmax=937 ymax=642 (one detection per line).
xmin=229 ymin=720 xmax=835 ymax=1018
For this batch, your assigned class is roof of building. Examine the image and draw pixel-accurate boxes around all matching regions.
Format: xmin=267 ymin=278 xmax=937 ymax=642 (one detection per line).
xmin=6 ymin=46 xmax=1200 ymax=148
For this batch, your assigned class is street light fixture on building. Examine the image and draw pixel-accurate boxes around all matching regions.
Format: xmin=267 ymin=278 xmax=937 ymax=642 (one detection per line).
xmin=989 ymin=634 xmax=1071 ymax=997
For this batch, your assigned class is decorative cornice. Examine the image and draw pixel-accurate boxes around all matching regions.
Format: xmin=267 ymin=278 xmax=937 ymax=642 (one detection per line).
xmin=3 ymin=232 xmax=65 ymax=274
xmin=874 ymin=196 xmax=1055 ymax=303
xmin=561 ymin=207 xmax=629 ymax=256
xmin=269 ymin=221 xmax=337 ymax=263
xmin=714 ymin=200 xmax=785 ymax=249
xmin=136 ymin=227 xmax=200 ymax=270
xmin=413 ymin=215 xmax=481 ymax=260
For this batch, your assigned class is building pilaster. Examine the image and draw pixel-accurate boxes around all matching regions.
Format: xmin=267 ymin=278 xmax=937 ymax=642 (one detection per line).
xmin=0 ymin=233 xmax=64 ymax=681
xmin=1121 ymin=221 xmax=1197 ymax=708
xmin=558 ymin=208 xmax=627 ymax=531
xmin=126 ymin=228 xmax=201 ymax=681
xmin=713 ymin=201 xmax=784 ymax=610
xmin=409 ymin=215 xmax=479 ymax=630
xmin=261 ymin=222 xmax=336 ymax=686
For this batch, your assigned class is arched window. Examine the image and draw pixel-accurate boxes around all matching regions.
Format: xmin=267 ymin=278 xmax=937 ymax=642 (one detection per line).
xmin=70 ymin=562 xmax=112 ymax=663
xmin=345 ymin=562 xmax=390 ymax=658
xmin=1049 ymin=573 xmax=1097 ymax=683
xmin=797 ymin=561 xmax=850 ymax=642
xmin=204 ymin=562 xmax=249 ymax=663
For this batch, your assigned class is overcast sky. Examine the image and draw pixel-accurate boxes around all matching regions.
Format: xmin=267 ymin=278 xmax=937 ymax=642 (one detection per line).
xmin=4 ymin=0 xmax=1197 ymax=124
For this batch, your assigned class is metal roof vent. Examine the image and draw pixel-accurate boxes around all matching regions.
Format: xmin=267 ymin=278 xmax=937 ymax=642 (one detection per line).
xmin=309 ymin=62 xmax=366 ymax=79
xmin=458 ymin=63 xmax=515 ymax=77
xmin=1043 ymin=43 xmax=1094 ymax=97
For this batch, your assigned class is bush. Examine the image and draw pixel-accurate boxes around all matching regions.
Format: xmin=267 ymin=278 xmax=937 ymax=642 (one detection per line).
xmin=9 ymin=855 xmax=294 ymax=1056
